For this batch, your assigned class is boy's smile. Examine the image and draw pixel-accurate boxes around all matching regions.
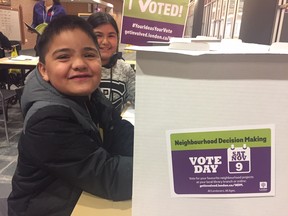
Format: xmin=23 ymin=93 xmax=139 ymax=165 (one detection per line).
xmin=38 ymin=28 xmax=101 ymax=96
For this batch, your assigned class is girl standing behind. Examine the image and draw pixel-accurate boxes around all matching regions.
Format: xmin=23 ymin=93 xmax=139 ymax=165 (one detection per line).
xmin=87 ymin=12 xmax=135 ymax=113
xmin=31 ymin=0 xmax=66 ymax=29
xmin=30 ymin=0 xmax=66 ymax=55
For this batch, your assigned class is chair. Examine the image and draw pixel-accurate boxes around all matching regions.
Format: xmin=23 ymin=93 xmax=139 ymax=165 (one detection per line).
xmin=7 ymin=42 xmax=23 ymax=89
xmin=0 ymin=89 xmax=17 ymax=146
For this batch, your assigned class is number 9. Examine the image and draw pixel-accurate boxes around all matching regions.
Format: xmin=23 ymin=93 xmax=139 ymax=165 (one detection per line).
xmin=236 ymin=162 xmax=243 ymax=171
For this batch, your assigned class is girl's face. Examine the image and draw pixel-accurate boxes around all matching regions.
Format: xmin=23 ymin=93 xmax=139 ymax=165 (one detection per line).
xmin=38 ymin=28 xmax=102 ymax=96
xmin=93 ymin=23 xmax=118 ymax=66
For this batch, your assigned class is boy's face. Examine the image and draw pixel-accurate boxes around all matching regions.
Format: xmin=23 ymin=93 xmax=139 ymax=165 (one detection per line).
xmin=38 ymin=28 xmax=101 ymax=96
xmin=93 ymin=23 xmax=118 ymax=66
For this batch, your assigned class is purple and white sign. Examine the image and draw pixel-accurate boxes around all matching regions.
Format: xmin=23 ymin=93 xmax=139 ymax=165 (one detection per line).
xmin=121 ymin=0 xmax=190 ymax=46
xmin=166 ymin=125 xmax=275 ymax=197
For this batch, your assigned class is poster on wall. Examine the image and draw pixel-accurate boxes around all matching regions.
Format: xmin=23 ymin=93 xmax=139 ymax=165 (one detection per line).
xmin=121 ymin=0 xmax=190 ymax=46
xmin=166 ymin=125 xmax=275 ymax=198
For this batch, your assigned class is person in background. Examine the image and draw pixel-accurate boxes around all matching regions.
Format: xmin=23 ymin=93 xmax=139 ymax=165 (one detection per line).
xmin=31 ymin=0 xmax=66 ymax=28
xmin=0 ymin=32 xmax=12 ymax=54
xmin=87 ymin=12 xmax=135 ymax=113
xmin=8 ymin=15 xmax=133 ymax=216
xmin=29 ymin=0 xmax=66 ymax=55
xmin=0 ymin=32 xmax=12 ymax=88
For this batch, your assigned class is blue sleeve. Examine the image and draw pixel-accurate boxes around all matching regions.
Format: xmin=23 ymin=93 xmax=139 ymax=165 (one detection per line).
xmin=53 ymin=6 xmax=66 ymax=18
xmin=31 ymin=3 xmax=41 ymax=28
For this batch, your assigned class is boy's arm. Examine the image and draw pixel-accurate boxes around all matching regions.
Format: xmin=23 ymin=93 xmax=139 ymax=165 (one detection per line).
xmin=103 ymin=117 xmax=134 ymax=157
xmin=92 ymin=89 xmax=134 ymax=156
xmin=23 ymin=105 xmax=133 ymax=201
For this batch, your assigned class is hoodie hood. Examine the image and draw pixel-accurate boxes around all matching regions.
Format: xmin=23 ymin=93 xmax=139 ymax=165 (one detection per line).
xmin=21 ymin=68 xmax=88 ymax=117
xmin=21 ymin=69 xmax=104 ymax=134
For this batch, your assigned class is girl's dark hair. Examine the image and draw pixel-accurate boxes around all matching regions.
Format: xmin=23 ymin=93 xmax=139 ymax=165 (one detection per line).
xmin=37 ymin=15 xmax=99 ymax=63
xmin=87 ymin=12 xmax=119 ymax=37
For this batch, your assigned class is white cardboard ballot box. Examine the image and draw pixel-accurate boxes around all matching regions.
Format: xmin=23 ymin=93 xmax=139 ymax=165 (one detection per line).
xmin=131 ymin=44 xmax=288 ymax=216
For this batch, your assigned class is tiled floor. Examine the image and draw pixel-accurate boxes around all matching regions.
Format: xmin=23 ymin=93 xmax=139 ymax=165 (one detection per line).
xmin=0 ymin=102 xmax=22 ymax=216
xmin=0 ymin=102 xmax=22 ymax=199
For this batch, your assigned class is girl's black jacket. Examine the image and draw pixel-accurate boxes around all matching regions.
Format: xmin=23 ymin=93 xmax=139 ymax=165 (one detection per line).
xmin=7 ymin=69 xmax=134 ymax=216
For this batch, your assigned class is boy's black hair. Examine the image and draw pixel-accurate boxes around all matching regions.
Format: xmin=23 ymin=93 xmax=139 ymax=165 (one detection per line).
xmin=87 ymin=12 xmax=119 ymax=38
xmin=37 ymin=15 xmax=99 ymax=63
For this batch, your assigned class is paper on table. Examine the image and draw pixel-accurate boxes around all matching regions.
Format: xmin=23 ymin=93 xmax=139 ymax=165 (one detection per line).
xmin=269 ymin=42 xmax=288 ymax=53
xmin=169 ymin=41 xmax=210 ymax=51
xmin=10 ymin=55 xmax=38 ymax=61
xmin=121 ymin=107 xmax=135 ymax=126
xmin=168 ymin=37 xmax=220 ymax=51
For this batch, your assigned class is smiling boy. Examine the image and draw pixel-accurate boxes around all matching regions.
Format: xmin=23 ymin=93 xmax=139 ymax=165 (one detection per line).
xmin=8 ymin=15 xmax=134 ymax=216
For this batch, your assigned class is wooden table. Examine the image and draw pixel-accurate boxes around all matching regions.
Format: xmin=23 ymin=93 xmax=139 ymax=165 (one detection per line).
xmin=0 ymin=56 xmax=38 ymax=70
xmin=0 ymin=56 xmax=38 ymax=87
xmin=72 ymin=192 xmax=132 ymax=216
